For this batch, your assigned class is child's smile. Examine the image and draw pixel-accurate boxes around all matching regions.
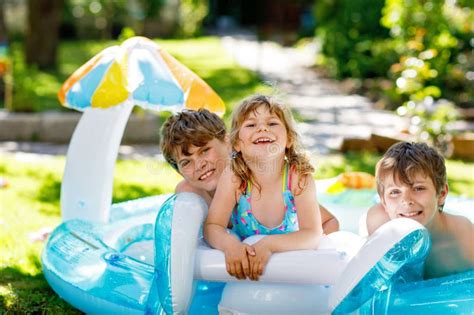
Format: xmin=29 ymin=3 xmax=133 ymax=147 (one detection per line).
xmin=198 ymin=168 xmax=215 ymax=181
xmin=252 ymin=137 xmax=275 ymax=144
xmin=381 ymin=171 xmax=447 ymax=226
xmin=176 ymin=139 xmax=230 ymax=192
xmin=236 ymin=105 xmax=288 ymax=160
xmin=398 ymin=210 xmax=423 ymax=218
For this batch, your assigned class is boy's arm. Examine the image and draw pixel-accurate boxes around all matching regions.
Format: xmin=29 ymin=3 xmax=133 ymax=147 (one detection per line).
xmin=366 ymin=203 xmax=390 ymax=235
xmin=319 ymin=204 xmax=339 ymax=234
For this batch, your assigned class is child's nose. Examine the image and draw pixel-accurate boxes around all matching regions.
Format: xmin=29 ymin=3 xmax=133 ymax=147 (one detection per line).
xmin=402 ymin=192 xmax=415 ymax=206
xmin=257 ymin=123 xmax=269 ymax=132
xmin=196 ymin=156 xmax=208 ymax=170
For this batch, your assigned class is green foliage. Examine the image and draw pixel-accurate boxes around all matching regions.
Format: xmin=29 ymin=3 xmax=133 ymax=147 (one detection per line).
xmin=314 ymin=0 xmax=393 ymax=78
xmin=118 ymin=27 xmax=136 ymax=42
xmin=383 ymin=0 xmax=473 ymax=108
xmin=397 ymin=98 xmax=459 ymax=156
xmin=380 ymin=0 xmax=473 ymax=153
xmin=178 ymin=0 xmax=209 ymax=37
xmin=315 ymin=0 xmax=473 ymax=151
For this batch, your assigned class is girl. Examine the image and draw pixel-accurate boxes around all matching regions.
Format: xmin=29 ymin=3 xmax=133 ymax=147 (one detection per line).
xmin=204 ymin=95 xmax=323 ymax=281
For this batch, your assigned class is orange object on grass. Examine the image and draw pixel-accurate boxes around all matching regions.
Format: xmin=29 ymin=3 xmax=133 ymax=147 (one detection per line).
xmin=339 ymin=172 xmax=376 ymax=189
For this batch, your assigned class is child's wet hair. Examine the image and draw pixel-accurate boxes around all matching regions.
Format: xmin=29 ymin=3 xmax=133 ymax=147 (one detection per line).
xmin=230 ymin=94 xmax=314 ymax=192
xmin=160 ymin=109 xmax=226 ymax=170
xmin=376 ymin=142 xmax=447 ymax=197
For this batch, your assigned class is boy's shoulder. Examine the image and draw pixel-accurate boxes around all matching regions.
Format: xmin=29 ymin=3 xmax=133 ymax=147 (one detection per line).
xmin=366 ymin=203 xmax=390 ymax=235
xmin=443 ymin=212 xmax=473 ymax=232
xmin=442 ymin=212 xmax=474 ymax=261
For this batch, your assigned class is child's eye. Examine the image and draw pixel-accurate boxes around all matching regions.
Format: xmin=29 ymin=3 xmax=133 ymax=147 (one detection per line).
xmin=414 ymin=186 xmax=425 ymax=192
xmin=244 ymin=123 xmax=255 ymax=128
xmin=269 ymin=121 xmax=279 ymax=126
xmin=388 ymin=190 xmax=400 ymax=196
xmin=179 ymin=160 xmax=190 ymax=168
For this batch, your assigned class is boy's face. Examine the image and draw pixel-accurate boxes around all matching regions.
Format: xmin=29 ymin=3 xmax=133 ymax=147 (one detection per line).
xmin=381 ymin=171 xmax=448 ymax=227
xmin=175 ymin=138 xmax=230 ymax=193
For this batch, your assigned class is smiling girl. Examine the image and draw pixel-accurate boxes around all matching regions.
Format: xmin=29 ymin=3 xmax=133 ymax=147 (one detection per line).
xmin=204 ymin=95 xmax=323 ymax=281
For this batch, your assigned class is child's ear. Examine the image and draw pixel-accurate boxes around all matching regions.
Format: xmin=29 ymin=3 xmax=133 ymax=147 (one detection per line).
xmin=437 ymin=184 xmax=449 ymax=206
xmin=233 ymin=142 xmax=241 ymax=153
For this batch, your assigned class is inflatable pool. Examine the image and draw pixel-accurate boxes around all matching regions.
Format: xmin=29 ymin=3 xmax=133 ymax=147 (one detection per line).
xmin=43 ymin=191 xmax=474 ymax=314
xmin=42 ymin=37 xmax=473 ymax=314
xmin=41 ymin=103 xmax=473 ymax=314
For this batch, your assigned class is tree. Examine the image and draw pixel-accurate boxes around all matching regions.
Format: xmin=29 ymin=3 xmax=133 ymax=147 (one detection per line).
xmin=25 ymin=0 xmax=64 ymax=70
xmin=0 ymin=3 xmax=6 ymax=43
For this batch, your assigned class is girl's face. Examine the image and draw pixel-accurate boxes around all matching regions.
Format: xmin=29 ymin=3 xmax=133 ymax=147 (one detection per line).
xmin=176 ymin=138 xmax=230 ymax=193
xmin=381 ymin=171 xmax=448 ymax=227
xmin=235 ymin=105 xmax=288 ymax=161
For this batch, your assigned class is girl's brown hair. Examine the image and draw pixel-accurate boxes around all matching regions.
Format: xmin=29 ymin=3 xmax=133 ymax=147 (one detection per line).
xmin=230 ymin=94 xmax=314 ymax=193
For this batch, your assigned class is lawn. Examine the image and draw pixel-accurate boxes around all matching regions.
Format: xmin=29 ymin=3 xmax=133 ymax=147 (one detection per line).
xmin=7 ymin=37 xmax=270 ymax=118
xmin=0 ymin=152 xmax=473 ymax=313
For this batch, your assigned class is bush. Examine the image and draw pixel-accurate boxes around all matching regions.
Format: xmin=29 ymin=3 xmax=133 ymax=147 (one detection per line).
xmin=314 ymin=0 xmax=392 ymax=78
xmin=382 ymin=0 xmax=473 ymax=108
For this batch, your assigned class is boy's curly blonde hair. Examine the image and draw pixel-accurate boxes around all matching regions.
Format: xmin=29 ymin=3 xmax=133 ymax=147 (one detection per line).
xmin=230 ymin=94 xmax=314 ymax=193
xmin=160 ymin=109 xmax=226 ymax=170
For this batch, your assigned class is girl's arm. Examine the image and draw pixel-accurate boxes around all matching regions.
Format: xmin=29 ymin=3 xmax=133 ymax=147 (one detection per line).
xmin=204 ymin=166 xmax=254 ymax=279
xmin=248 ymin=174 xmax=323 ymax=280
xmin=319 ymin=204 xmax=339 ymax=234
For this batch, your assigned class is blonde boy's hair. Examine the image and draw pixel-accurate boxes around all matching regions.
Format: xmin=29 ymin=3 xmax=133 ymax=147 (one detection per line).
xmin=230 ymin=94 xmax=314 ymax=193
xmin=376 ymin=142 xmax=447 ymax=198
xmin=160 ymin=109 xmax=226 ymax=170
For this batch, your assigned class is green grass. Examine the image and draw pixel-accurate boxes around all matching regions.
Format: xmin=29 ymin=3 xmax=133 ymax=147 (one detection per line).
xmin=0 ymin=152 xmax=472 ymax=313
xmin=7 ymin=37 xmax=270 ymax=116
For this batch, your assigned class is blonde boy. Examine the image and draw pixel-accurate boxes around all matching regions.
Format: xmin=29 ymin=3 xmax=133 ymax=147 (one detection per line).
xmin=366 ymin=142 xmax=473 ymax=279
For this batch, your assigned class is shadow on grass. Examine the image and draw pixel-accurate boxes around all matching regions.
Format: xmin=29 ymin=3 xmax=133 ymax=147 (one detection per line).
xmin=0 ymin=255 xmax=80 ymax=314
xmin=37 ymin=175 xmax=61 ymax=204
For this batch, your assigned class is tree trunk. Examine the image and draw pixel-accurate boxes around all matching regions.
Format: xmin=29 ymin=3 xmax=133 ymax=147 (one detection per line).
xmin=0 ymin=3 xmax=6 ymax=43
xmin=25 ymin=0 xmax=64 ymax=70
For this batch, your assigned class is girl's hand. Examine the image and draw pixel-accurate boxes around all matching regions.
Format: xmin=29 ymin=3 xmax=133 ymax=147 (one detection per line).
xmin=224 ymin=242 xmax=255 ymax=280
xmin=248 ymin=241 xmax=272 ymax=281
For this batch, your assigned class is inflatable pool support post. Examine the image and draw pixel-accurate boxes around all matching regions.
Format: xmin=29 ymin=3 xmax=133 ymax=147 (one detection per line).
xmin=146 ymin=193 xmax=209 ymax=314
xmin=61 ymin=103 xmax=134 ymax=223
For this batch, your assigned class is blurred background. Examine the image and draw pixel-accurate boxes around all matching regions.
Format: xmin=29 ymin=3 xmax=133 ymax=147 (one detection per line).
xmin=0 ymin=0 xmax=472 ymax=156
